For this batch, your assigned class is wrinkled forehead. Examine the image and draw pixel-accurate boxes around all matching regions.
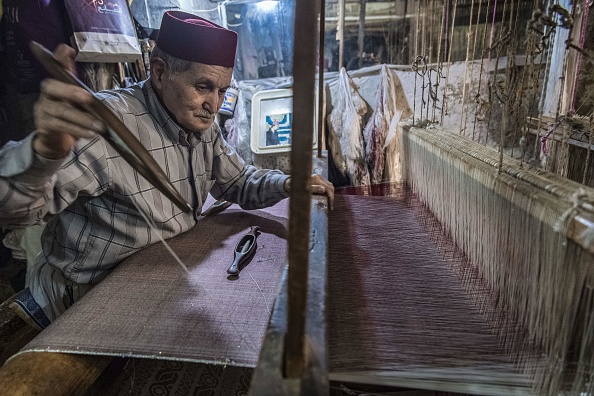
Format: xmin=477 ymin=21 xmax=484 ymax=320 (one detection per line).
xmin=172 ymin=62 xmax=233 ymax=86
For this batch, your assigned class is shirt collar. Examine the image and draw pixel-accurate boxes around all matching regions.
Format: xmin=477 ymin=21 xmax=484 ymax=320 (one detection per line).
xmin=142 ymin=80 xmax=185 ymax=145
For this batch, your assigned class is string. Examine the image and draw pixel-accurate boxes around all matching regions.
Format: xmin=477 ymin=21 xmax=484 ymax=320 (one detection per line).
xmin=423 ymin=0 xmax=435 ymax=121
xmin=582 ymin=116 xmax=593 ymax=185
xmin=483 ymin=0 xmax=500 ymax=146
xmin=431 ymin=0 xmax=447 ymax=123
xmin=532 ymin=0 xmax=558 ymax=163
xmin=440 ymin=0 xmax=459 ymax=126
xmin=522 ymin=0 xmax=547 ymax=165
xmin=459 ymin=0 xmax=477 ymax=135
xmin=421 ymin=0 xmax=429 ymax=121
xmin=466 ymin=0 xmax=483 ymax=141
xmin=399 ymin=125 xmax=594 ymax=394
xmin=114 ymin=159 xmax=190 ymax=275
xmin=471 ymin=0 xmax=493 ymax=143
xmin=245 ymin=266 xmax=271 ymax=312
xmin=509 ymin=0 xmax=523 ymax=160
xmin=132 ymin=202 xmax=190 ymax=275
xmin=487 ymin=0 xmax=510 ymax=169
xmin=413 ymin=0 xmax=422 ymax=124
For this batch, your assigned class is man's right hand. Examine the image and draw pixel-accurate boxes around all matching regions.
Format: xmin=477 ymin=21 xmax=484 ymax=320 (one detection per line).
xmin=32 ymin=44 xmax=106 ymax=159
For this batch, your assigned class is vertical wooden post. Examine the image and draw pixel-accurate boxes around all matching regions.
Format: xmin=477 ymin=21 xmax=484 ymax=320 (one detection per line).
xmin=357 ymin=0 xmax=367 ymax=69
xmin=318 ymin=0 xmax=326 ymax=158
xmin=284 ymin=0 xmax=319 ymax=378
xmin=338 ymin=0 xmax=345 ymax=69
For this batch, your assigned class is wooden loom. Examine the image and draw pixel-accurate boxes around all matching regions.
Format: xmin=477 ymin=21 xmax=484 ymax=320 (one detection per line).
xmin=250 ymin=0 xmax=594 ymax=393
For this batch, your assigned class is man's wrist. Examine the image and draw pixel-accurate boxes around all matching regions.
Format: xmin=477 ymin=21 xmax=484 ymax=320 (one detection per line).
xmin=283 ymin=177 xmax=291 ymax=193
xmin=32 ymin=134 xmax=70 ymax=160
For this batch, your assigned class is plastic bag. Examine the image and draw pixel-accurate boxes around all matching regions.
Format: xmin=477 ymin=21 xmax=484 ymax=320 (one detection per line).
xmin=64 ymin=0 xmax=141 ymax=63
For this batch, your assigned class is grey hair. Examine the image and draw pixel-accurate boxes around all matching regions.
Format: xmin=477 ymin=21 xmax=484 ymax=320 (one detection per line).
xmin=150 ymin=45 xmax=193 ymax=80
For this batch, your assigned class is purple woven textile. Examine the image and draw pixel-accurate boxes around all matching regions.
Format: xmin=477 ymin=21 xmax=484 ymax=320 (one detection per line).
xmin=328 ymin=194 xmax=533 ymax=392
xmin=18 ymin=199 xmax=288 ymax=367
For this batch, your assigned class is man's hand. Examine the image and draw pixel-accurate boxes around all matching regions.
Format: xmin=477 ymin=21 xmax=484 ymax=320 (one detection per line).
xmin=32 ymin=44 xmax=106 ymax=159
xmin=283 ymin=174 xmax=335 ymax=210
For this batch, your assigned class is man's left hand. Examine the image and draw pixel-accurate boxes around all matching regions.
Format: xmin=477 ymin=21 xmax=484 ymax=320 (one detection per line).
xmin=283 ymin=175 xmax=335 ymax=210
xmin=310 ymin=174 xmax=334 ymax=209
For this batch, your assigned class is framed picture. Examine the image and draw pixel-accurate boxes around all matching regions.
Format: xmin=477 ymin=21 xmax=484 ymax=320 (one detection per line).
xmin=250 ymin=88 xmax=318 ymax=154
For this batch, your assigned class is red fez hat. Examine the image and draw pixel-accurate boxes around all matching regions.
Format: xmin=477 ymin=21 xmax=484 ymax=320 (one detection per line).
xmin=156 ymin=11 xmax=237 ymax=68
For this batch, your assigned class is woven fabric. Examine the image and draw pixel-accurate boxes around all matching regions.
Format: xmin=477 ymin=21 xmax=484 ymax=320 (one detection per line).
xmin=17 ymin=200 xmax=288 ymax=367
xmin=328 ymin=194 xmax=534 ymax=390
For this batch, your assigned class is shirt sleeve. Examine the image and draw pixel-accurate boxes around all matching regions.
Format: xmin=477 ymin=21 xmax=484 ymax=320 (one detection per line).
xmin=209 ymin=128 xmax=289 ymax=210
xmin=0 ymin=133 xmax=111 ymax=228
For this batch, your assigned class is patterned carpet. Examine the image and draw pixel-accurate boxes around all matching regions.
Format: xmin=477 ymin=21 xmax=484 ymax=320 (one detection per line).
xmin=87 ymin=358 xmax=253 ymax=396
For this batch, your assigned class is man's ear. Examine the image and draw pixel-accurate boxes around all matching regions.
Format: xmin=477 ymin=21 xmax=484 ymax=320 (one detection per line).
xmin=150 ymin=57 xmax=167 ymax=90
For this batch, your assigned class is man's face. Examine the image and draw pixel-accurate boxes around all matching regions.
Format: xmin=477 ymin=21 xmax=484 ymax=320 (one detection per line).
xmin=153 ymin=60 xmax=233 ymax=133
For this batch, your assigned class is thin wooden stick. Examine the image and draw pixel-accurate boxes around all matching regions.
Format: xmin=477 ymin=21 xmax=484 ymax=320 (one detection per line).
xmin=338 ymin=0 xmax=345 ymax=69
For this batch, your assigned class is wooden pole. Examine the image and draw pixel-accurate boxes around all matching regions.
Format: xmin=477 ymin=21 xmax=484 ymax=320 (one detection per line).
xmin=0 ymin=353 xmax=111 ymax=395
xmin=338 ymin=0 xmax=345 ymax=69
xmin=318 ymin=0 xmax=326 ymax=157
xmin=284 ymin=0 xmax=318 ymax=378
xmin=357 ymin=0 xmax=367 ymax=69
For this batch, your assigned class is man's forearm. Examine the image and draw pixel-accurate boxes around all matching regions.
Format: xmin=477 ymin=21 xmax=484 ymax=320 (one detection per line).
xmin=0 ymin=135 xmax=63 ymax=227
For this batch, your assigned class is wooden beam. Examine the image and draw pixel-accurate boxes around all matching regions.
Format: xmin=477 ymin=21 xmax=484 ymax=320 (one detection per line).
xmin=338 ymin=0 xmax=346 ymax=69
xmin=357 ymin=0 xmax=366 ymax=69
xmin=318 ymin=0 xmax=326 ymax=158
xmin=0 ymin=352 xmax=112 ymax=395
xmin=250 ymin=173 xmax=329 ymax=394
xmin=285 ymin=0 xmax=319 ymax=378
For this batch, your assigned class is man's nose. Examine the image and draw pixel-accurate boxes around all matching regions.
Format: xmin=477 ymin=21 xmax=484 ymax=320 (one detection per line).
xmin=204 ymin=91 xmax=219 ymax=113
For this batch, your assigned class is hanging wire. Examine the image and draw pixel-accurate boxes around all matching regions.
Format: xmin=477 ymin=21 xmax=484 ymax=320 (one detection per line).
xmin=519 ymin=0 xmax=545 ymax=165
xmin=498 ymin=0 xmax=517 ymax=170
xmin=466 ymin=0 xmax=485 ymax=140
xmin=432 ymin=0 xmax=448 ymax=122
xmin=471 ymin=0 xmax=494 ymax=143
xmin=532 ymin=0 xmax=559 ymax=163
xmin=426 ymin=0 xmax=437 ymax=121
xmin=413 ymin=0 xmax=423 ymax=125
xmin=583 ymin=114 xmax=594 ymax=184
xmin=459 ymin=0 xmax=478 ymax=135
xmin=421 ymin=0 xmax=430 ymax=121
xmin=441 ymin=0 xmax=460 ymax=125
xmin=510 ymin=0 xmax=524 ymax=159
xmin=485 ymin=0 xmax=509 ymax=153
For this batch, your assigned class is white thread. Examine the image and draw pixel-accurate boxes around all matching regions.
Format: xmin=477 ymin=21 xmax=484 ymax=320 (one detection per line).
xmin=246 ymin=266 xmax=270 ymax=312
xmin=129 ymin=198 xmax=190 ymax=274
xmin=115 ymin=160 xmax=190 ymax=275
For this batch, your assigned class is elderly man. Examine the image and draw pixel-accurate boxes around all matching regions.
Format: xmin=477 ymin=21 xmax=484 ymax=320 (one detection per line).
xmin=0 ymin=11 xmax=333 ymax=328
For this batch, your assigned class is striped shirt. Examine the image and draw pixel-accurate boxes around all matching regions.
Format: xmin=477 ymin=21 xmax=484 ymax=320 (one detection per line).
xmin=0 ymin=80 xmax=289 ymax=284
